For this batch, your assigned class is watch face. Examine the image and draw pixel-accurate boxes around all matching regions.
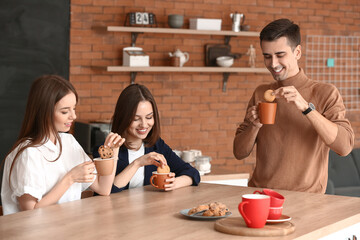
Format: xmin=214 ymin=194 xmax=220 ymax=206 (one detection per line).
xmin=309 ymin=102 xmax=315 ymax=110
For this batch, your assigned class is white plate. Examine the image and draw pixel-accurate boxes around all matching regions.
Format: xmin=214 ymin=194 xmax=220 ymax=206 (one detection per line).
xmin=266 ymin=215 xmax=292 ymax=223
xmin=180 ymin=208 xmax=232 ymax=220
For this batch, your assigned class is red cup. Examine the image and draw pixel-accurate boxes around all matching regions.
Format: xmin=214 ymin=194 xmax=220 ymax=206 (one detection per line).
xmin=238 ymin=194 xmax=270 ymax=228
xmin=268 ymin=206 xmax=283 ymax=220
xmin=253 ymin=189 xmax=285 ymax=207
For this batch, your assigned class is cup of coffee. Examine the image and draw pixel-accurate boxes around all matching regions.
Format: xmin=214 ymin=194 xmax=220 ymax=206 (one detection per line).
xmin=258 ymin=102 xmax=277 ymax=124
xmin=150 ymin=171 xmax=171 ymax=190
xmin=93 ymin=157 xmax=115 ymax=176
xmin=253 ymin=189 xmax=285 ymax=207
xmin=238 ymin=194 xmax=270 ymax=228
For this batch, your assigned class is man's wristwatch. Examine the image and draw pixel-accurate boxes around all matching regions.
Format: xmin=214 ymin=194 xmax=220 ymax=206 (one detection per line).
xmin=302 ymin=102 xmax=315 ymax=115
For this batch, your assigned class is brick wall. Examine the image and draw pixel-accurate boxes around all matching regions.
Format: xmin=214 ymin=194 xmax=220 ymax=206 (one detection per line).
xmin=70 ymin=0 xmax=360 ymax=175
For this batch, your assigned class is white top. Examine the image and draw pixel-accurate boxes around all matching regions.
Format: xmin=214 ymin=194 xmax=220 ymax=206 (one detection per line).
xmin=128 ymin=143 xmax=145 ymax=188
xmin=1 ymin=133 xmax=94 ymax=215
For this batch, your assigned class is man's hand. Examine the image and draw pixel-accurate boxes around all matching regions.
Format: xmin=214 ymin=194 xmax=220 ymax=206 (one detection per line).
xmin=274 ymin=86 xmax=308 ymax=111
xmin=246 ymin=103 xmax=263 ymax=128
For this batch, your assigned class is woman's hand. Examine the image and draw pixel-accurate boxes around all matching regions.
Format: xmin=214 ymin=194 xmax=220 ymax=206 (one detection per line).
xmin=164 ymin=174 xmax=193 ymax=191
xmin=103 ymin=132 xmax=125 ymax=159
xmin=68 ymin=161 xmax=96 ymax=184
xmin=135 ymin=152 xmax=167 ymax=168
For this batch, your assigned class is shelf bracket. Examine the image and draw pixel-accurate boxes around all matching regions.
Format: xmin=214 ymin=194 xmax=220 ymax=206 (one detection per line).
xmin=224 ymin=36 xmax=232 ymax=45
xmin=222 ymin=72 xmax=230 ymax=92
xmin=130 ymin=72 xmax=137 ymax=84
xmin=131 ymin=32 xmax=143 ymax=47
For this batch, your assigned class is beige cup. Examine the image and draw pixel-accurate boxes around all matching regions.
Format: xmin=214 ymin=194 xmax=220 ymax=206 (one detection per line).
xmin=93 ymin=157 xmax=115 ymax=176
xmin=259 ymin=102 xmax=277 ymax=124
xmin=150 ymin=172 xmax=171 ymax=189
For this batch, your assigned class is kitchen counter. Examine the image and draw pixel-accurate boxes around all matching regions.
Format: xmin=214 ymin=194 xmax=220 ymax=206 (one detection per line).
xmin=0 ymin=183 xmax=359 ymax=239
xmin=201 ymin=166 xmax=249 ymax=186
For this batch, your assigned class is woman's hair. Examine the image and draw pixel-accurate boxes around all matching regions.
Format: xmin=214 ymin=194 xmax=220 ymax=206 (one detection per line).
xmin=6 ymin=75 xmax=78 ymax=184
xmin=260 ymin=18 xmax=301 ymax=51
xmin=111 ymin=84 xmax=160 ymax=148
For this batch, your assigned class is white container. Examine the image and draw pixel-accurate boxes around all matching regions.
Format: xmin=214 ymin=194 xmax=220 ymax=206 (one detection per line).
xmin=123 ymin=47 xmax=149 ymax=67
xmin=195 ymin=156 xmax=211 ymax=175
xmin=189 ymin=18 xmax=222 ymax=31
xmin=182 ymin=150 xmax=195 ymax=163
xmin=216 ymin=56 xmax=234 ymax=67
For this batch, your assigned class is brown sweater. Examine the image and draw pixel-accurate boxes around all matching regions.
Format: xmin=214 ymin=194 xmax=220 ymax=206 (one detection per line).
xmin=234 ymin=69 xmax=354 ymax=193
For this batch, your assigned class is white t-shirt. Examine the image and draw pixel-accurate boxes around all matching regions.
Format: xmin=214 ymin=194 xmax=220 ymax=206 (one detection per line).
xmin=128 ymin=143 xmax=145 ymax=188
xmin=1 ymin=133 xmax=94 ymax=215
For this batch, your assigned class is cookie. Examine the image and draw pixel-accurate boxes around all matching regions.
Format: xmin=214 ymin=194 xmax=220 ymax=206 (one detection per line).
xmin=157 ymin=164 xmax=170 ymax=173
xmin=188 ymin=202 xmax=229 ymax=216
xmin=98 ymin=145 xmax=114 ymax=159
xmin=264 ymin=89 xmax=275 ymax=102
xmin=202 ymin=210 xmax=214 ymax=216
xmin=188 ymin=204 xmax=209 ymax=215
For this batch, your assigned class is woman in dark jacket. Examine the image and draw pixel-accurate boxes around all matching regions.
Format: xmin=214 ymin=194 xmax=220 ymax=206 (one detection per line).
xmin=93 ymin=84 xmax=200 ymax=192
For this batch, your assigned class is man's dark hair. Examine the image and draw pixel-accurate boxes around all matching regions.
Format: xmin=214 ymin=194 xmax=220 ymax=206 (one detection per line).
xmin=260 ymin=18 xmax=301 ymax=50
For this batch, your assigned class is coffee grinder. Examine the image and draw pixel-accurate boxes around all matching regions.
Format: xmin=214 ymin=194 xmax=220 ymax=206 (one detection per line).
xmin=230 ymin=12 xmax=245 ymax=32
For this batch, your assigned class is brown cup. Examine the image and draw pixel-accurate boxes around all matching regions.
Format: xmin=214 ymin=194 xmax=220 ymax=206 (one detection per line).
xmin=150 ymin=172 xmax=171 ymax=189
xmin=259 ymin=102 xmax=277 ymax=124
xmin=93 ymin=157 xmax=115 ymax=176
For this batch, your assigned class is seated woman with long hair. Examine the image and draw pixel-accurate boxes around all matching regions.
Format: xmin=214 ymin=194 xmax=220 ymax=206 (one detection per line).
xmin=1 ymin=75 xmax=124 ymax=215
xmin=93 ymin=84 xmax=200 ymax=192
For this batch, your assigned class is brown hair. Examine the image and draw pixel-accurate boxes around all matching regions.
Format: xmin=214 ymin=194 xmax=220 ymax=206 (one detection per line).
xmin=6 ymin=75 xmax=78 ymax=185
xmin=260 ymin=18 xmax=301 ymax=51
xmin=111 ymin=84 xmax=160 ymax=148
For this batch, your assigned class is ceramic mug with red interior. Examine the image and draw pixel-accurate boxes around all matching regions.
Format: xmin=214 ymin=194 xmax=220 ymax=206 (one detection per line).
xmin=238 ymin=194 xmax=270 ymax=228
xmin=253 ymin=189 xmax=285 ymax=207
xmin=253 ymin=189 xmax=285 ymax=220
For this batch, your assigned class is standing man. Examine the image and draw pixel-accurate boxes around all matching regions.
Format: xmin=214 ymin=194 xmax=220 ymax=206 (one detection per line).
xmin=233 ymin=19 xmax=354 ymax=193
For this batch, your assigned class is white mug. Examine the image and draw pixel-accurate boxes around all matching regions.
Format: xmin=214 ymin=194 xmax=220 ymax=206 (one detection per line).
xmin=190 ymin=149 xmax=202 ymax=157
xmin=182 ymin=150 xmax=195 ymax=163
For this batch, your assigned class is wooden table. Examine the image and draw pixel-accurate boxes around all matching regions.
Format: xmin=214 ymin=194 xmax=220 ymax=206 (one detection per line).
xmin=1 ymin=183 xmax=360 ymax=239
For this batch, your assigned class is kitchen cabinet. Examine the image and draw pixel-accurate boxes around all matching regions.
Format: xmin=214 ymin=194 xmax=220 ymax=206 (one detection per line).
xmin=106 ymin=26 xmax=268 ymax=91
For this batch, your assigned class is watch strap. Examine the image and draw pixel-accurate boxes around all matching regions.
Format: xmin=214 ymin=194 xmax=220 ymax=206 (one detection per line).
xmin=302 ymin=103 xmax=315 ymax=115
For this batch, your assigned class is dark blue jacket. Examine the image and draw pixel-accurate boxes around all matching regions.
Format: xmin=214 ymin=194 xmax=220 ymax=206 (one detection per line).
xmin=93 ymin=138 xmax=200 ymax=193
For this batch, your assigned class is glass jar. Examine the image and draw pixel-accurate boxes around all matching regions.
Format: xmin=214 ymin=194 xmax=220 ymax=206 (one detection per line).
xmin=195 ymin=156 xmax=211 ymax=174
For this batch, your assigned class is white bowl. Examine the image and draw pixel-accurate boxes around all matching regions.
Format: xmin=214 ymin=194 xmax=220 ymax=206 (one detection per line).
xmin=216 ymin=56 xmax=234 ymax=67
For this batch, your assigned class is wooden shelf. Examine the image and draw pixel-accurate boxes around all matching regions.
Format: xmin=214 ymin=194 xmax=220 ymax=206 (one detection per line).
xmin=105 ymin=26 xmax=265 ymax=91
xmin=107 ymin=66 xmax=268 ymax=73
xmin=107 ymin=66 xmax=268 ymax=92
xmin=107 ymin=26 xmax=260 ymax=37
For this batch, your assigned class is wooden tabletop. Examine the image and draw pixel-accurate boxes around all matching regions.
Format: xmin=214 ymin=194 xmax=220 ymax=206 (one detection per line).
xmin=1 ymin=183 xmax=360 ymax=239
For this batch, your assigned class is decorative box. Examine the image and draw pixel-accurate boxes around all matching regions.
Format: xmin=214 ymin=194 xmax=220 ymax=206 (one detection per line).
xmin=189 ymin=18 xmax=222 ymax=31
xmin=123 ymin=47 xmax=149 ymax=67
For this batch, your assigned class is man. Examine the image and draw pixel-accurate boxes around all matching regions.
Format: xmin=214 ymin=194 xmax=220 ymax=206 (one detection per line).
xmin=233 ymin=19 xmax=354 ymax=193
